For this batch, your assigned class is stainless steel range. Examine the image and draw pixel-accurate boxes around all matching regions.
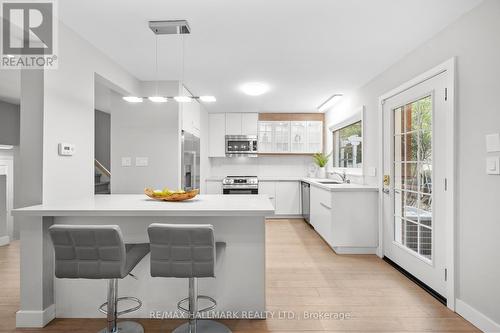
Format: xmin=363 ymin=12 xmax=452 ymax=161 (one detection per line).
xmin=222 ymin=176 xmax=258 ymax=195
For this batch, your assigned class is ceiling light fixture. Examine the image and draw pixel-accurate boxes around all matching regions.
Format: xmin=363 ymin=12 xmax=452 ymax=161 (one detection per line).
xmin=122 ymin=96 xmax=143 ymax=103
xmin=174 ymin=96 xmax=192 ymax=103
xmin=199 ymin=96 xmax=216 ymax=102
xmin=240 ymin=82 xmax=270 ymax=96
xmin=122 ymin=21 xmax=216 ymax=104
xmin=148 ymin=96 xmax=168 ymax=103
xmin=0 ymin=145 xmax=14 ymax=150
xmin=317 ymin=94 xmax=343 ymax=112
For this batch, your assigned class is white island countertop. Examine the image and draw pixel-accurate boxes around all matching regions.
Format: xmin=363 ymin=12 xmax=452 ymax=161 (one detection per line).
xmin=12 ymin=194 xmax=275 ymax=217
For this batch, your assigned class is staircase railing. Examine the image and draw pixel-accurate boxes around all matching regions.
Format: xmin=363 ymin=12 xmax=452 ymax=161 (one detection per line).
xmin=94 ymin=159 xmax=111 ymax=178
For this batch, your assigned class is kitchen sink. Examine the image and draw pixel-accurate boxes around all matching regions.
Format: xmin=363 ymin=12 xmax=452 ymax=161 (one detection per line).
xmin=317 ymin=181 xmax=343 ymax=185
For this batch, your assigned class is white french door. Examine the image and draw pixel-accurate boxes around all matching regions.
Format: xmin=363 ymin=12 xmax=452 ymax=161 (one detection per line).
xmin=382 ymin=71 xmax=451 ymax=298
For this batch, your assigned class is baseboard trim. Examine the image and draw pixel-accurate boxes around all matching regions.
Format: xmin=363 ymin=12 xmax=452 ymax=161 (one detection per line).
xmin=333 ymin=246 xmax=377 ymax=254
xmin=16 ymin=304 xmax=56 ymax=328
xmin=456 ymin=299 xmax=500 ymax=333
xmin=0 ymin=235 xmax=10 ymax=246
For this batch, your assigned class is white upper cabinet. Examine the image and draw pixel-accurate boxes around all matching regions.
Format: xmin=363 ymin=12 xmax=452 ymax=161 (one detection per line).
xmin=306 ymin=121 xmax=323 ymax=153
xmin=225 ymin=113 xmax=242 ymax=135
xmin=208 ymin=113 xmax=226 ymax=157
xmin=241 ymin=113 xmax=258 ymax=136
xmin=258 ymin=120 xmax=323 ymax=154
xmin=258 ymin=121 xmax=274 ymax=153
xmin=273 ymin=121 xmax=290 ymax=153
xmin=290 ymin=121 xmax=307 ymax=153
xmin=225 ymin=113 xmax=258 ymax=136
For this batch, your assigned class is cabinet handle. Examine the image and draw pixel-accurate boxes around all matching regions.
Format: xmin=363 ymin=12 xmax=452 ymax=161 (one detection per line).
xmin=320 ymin=202 xmax=331 ymax=210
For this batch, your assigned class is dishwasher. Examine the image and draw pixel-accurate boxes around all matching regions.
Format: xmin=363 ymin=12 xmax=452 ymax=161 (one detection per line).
xmin=301 ymin=181 xmax=310 ymax=224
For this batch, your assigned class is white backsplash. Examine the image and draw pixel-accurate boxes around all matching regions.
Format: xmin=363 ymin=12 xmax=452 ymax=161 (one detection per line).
xmin=209 ymin=156 xmax=315 ymax=178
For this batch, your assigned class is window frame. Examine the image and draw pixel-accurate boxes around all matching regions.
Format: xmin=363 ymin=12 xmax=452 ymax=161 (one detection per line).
xmin=329 ymin=106 xmax=365 ymax=176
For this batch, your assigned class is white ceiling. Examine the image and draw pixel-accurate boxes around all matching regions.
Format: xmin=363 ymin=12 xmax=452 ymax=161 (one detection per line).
xmin=58 ymin=0 xmax=479 ymax=113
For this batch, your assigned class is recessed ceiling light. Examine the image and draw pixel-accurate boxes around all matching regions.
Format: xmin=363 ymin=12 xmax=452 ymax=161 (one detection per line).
xmin=0 ymin=145 xmax=13 ymax=150
xmin=240 ymin=82 xmax=270 ymax=96
xmin=199 ymin=96 xmax=216 ymax=102
xmin=148 ymin=96 xmax=168 ymax=103
xmin=174 ymin=96 xmax=193 ymax=103
xmin=123 ymin=96 xmax=143 ymax=103
xmin=317 ymin=94 xmax=343 ymax=112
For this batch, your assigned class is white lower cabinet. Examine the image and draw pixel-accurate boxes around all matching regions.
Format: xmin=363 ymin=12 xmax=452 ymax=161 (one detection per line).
xmin=258 ymin=181 xmax=276 ymax=208
xmin=275 ymin=181 xmax=301 ymax=215
xmin=259 ymin=181 xmax=301 ymax=215
xmin=309 ymin=184 xmax=378 ymax=254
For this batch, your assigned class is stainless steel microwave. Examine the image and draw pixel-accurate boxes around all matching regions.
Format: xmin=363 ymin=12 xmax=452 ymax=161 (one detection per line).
xmin=225 ymin=135 xmax=258 ymax=157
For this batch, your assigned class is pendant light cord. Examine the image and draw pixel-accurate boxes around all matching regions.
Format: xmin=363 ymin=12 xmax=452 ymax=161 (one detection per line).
xmin=181 ymin=34 xmax=185 ymax=91
xmin=155 ymin=35 xmax=159 ymax=96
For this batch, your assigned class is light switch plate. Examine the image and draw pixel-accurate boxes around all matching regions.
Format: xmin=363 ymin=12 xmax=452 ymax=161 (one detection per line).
xmin=366 ymin=167 xmax=377 ymax=177
xmin=135 ymin=157 xmax=148 ymax=167
xmin=121 ymin=157 xmax=132 ymax=167
xmin=486 ymin=133 xmax=500 ymax=152
xmin=58 ymin=143 xmax=75 ymax=156
xmin=486 ymin=156 xmax=500 ymax=175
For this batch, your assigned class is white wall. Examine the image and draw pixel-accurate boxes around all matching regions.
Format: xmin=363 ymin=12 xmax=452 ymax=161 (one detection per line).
xmin=209 ymin=155 xmax=314 ymax=178
xmin=41 ymin=22 xmax=141 ymax=204
xmin=325 ymin=0 xmax=500 ymax=327
xmin=0 ymin=100 xmax=20 ymax=146
xmin=110 ymin=81 xmax=181 ymax=194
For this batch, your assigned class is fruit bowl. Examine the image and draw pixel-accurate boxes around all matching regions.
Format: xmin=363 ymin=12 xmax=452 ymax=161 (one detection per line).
xmin=144 ymin=188 xmax=199 ymax=202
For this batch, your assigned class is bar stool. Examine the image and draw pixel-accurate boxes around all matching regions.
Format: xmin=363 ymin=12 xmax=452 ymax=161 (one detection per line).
xmin=49 ymin=225 xmax=150 ymax=333
xmin=147 ymin=223 xmax=231 ymax=333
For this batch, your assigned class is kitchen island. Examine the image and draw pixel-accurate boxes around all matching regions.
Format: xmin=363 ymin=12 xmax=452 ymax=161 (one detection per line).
xmin=12 ymin=194 xmax=274 ymax=328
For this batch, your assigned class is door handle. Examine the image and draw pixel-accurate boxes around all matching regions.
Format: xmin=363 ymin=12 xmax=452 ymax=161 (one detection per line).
xmin=382 ymin=188 xmax=390 ymax=194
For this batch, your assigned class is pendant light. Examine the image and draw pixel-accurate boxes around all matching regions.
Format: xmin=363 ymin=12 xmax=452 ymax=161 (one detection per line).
xmin=122 ymin=20 xmax=216 ymax=104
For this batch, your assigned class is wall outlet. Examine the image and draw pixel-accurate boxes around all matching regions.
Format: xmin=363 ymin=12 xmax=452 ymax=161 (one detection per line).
xmin=121 ymin=157 xmax=132 ymax=167
xmin=486 ymin=156 xmax=500 ymax=175
xmin=135 ymin=157 xmax=148 ymax=167
xmin=486 ymin=133 xmax=500 ymax=152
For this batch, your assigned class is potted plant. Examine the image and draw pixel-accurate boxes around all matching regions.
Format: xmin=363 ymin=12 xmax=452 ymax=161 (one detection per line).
xmin=312 ymin=152 xmax=331 ymax=178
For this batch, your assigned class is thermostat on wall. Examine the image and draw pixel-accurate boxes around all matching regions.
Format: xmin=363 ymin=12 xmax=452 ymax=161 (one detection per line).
xmin=58 ymin=143 xmax=75 ymax=156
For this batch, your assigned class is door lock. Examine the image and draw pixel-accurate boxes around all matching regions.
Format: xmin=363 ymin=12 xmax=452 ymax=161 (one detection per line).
xmin=383 ymin=175 xmax=390 ymax=186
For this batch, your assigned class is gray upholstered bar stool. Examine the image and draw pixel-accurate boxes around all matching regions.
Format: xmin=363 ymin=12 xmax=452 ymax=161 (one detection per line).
xmin=49 ymin=225 xmax=150 ymax=333
xmin=148 ymin=223 xmax=231 ymax=333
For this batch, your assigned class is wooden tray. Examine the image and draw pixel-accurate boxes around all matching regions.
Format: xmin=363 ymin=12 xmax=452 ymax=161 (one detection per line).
xmin=144 ymin=188 xmax=199 ymax=202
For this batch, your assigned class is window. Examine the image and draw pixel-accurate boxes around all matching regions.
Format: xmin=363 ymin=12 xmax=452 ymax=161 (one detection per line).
xmin=332 ymin=121 xmax=362 ymax=168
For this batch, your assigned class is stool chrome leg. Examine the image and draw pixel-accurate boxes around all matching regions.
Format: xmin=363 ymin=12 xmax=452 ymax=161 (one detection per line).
xmin=98 ymin=278 xmax=144 ymax=333
xmin=173 ymin=278 xmax=231 ymax=333
xmin=189 ymin=278 xmax=198 ymax=333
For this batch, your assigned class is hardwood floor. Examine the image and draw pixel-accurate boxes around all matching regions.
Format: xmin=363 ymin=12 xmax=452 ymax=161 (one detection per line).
xmin=0 ymin=219 xmax=479 ymax=332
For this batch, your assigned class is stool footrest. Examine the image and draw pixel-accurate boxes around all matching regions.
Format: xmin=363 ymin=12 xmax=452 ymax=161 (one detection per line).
xmin=177 ymin=295 xmax=217 ymax=314
xmin=99 ymin=296 xmax=142 ymax=316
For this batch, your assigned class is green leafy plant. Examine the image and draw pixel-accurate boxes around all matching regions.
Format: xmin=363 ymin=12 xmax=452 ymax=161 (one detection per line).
xmin=312 ymin=152 xmax=332 ymax=168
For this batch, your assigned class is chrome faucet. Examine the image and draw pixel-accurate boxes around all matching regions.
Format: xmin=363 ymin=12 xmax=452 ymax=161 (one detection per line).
xmin=333 ymin=170 xmax=350 ymax=183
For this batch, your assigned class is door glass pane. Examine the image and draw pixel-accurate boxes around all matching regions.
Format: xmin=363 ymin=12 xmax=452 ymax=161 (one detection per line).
xmin=403 ymin=190 xmax=418 ymax=223
xmin=404 ymin=221 xmax=418 ymax=252
xmin=404 ymin=132 xmax=418 ymax=162
xmin=419 ymin=164 xmax=432 ymax=194
xmin=419 ymin=225 xmax=432 ymax=259
xmin=394 ymin=135 xmax=404 ymax=162
xmin=393 ymin=94 xmax=433 ymax=261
